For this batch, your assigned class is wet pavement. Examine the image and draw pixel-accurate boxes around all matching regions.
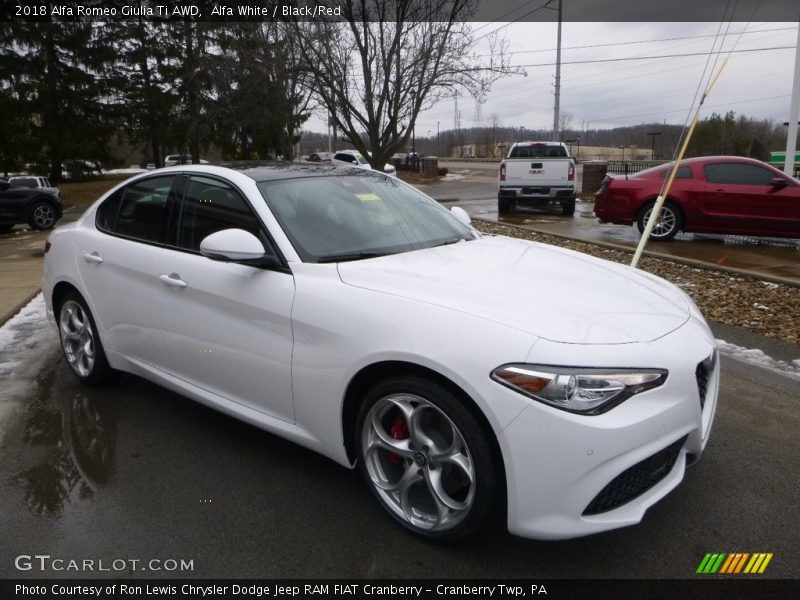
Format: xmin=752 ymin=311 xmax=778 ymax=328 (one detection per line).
xmin=1 ymin=298 xmax=798 ymax=579
xmin=425 ymin=167 xmax=800 ymax=285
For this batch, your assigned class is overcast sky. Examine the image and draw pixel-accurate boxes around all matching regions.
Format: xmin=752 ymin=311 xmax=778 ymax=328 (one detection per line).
xmin=305 ymin=21 xmax=799 ymax=138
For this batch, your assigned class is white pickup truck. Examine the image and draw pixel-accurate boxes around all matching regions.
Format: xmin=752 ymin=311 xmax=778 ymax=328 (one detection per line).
xmin=498 ymin=141 xmax=576 ymax=216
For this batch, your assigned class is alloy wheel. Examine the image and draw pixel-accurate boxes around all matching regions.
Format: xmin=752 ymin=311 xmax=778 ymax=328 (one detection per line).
xmin=642 ymin=206 xmax=677 ymax=239
xmin=59 ymin=300 xmax=96 ymax=378
xmin=361 ymin=393 xmax=476 ymax=532
xmin=32 ymin=203 xmax=56 ymax=229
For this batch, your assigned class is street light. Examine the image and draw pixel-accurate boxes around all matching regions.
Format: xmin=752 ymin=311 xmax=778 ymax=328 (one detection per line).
xmin=646 ymin=131 xmax=661 ymax=160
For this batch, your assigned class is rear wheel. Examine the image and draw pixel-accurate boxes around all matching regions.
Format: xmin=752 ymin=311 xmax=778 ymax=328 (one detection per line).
xmin=498 ymin=197 xmax=513 ymax=214
xmin=57 ymin=292 xmax=112 ymax=385
xmin=561 ymin=198 xmax=576 ymax=216
xmin=28 ymin=200 xmax=57 ymax=230
xmin=355 ymin=376 xmax=497 ymax=540
xmin=637 ymin=200 xmax=682 ymax=241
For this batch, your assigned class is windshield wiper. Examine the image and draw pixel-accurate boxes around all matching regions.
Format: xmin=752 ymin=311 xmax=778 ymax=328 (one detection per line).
xmin=431 ymin=235 xmax=470 ymax=248
xmin=316 ymin=251 xmax=389 ymax=263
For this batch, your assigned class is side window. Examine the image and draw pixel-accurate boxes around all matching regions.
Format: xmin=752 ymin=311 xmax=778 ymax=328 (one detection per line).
xmin=112 ymin=176 xmax=175 ymax=242
xmin=704 ymin=163 xmax=775 ymax=186
xmin=96 ymin=189 xmax=123 ymax=232
xmin=659 ymin=166 xmax=693 ymax=179
xmin=175 ymin=176 xmax=262 ymax=251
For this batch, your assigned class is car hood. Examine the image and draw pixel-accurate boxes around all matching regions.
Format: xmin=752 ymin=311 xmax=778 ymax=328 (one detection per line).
xmin=337 ymin=235 xmax=690 ymax=344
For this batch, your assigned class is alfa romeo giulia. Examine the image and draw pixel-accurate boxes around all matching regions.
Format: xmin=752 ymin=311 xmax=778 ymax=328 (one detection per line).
xmin=42 ymin=164 xmax=719 ymax=539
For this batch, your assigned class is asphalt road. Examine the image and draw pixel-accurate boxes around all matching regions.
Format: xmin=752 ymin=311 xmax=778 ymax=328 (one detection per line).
xmin=0 ymin=307 xmax=797 ymax=579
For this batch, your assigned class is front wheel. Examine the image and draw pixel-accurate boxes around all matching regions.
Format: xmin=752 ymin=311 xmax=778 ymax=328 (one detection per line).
xmin=57 ymin=292 xmax=112 ymax=385
xmin=28 ymin=200 xmax=57 ymax=230
xmin=637 ymin=201 xmax=683 ymax=241
xmin=355 ymin=376 xmax=497 ymax=540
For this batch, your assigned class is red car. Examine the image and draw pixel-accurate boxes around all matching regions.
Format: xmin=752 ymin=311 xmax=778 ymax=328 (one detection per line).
xmin=594 ymin=156 xmax=800 ymax=240
xmin=306 ymin=152 xmax=333 ymax=163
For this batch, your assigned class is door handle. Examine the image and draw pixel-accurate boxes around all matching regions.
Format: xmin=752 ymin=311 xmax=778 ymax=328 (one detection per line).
xmin=158 ymin=273 xmax=188 ymax=288
xmin=82 ymin=252 xmax=103 ymax=264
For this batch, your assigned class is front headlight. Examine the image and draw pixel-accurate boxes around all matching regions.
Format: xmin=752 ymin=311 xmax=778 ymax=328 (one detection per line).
xmin=491 ymin=364 xmax=668 ymax=415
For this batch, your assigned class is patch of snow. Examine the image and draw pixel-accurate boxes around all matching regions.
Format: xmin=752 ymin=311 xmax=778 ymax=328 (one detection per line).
xmin=716 ymin=338 xmax=800 ymax=381
xmin=761 ymin=281 xmax=779 ymax=289
xmin=752 ymin=304 xmax=770 ymax=310
xmin=104 ymin=168 xmax=144 ymax=176
xmin=443 ymin=173 xmax=466 ymax=181
xmin=0 ymin=294 xmax=56 ymax=440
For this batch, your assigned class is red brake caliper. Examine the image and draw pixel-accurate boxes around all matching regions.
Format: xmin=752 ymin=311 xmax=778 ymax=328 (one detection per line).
xmin=388 ymin=413 xmax=409 ymax=464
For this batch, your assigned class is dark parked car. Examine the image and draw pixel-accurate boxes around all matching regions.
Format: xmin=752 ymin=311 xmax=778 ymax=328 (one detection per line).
xmin=0 ymin=179 xmax=63 ymax=232
xmin=594 ymin=156 xmax=800 ymax=240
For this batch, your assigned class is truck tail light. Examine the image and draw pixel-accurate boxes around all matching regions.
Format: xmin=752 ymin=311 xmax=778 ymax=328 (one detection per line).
xmin=568 ymin=161 xmax=575 ymax=181
xmin=499 ymin=162 xmax=506 ymax=181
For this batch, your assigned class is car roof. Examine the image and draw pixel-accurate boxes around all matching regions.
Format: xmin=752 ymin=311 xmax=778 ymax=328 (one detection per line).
xmin=148 ymin=161 xmax=376 ymax=183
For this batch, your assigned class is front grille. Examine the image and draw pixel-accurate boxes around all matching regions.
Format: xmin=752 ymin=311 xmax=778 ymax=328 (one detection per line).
xmin=695 ymin=351 xmax=717 ymax=410
xmin=695 ymin=362 xmax=709 ymax=409
xmin=583 ymin=435 xmax=688 ymax=516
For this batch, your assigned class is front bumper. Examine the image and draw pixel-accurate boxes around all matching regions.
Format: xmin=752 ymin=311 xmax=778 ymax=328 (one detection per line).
xmin=498 ymin=317 xmax=719 ymax=539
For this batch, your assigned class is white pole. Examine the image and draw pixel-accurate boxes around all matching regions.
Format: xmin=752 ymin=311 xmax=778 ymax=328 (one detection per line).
xmin=783 ymin=23 xmax=800 ymax=176
xmin=631 ymin=59 xmax=729 ymax=268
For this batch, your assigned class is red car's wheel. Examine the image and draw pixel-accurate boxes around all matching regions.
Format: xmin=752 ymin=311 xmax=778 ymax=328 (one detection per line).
xmin=637 ymin=201 xmax=683 ymax=241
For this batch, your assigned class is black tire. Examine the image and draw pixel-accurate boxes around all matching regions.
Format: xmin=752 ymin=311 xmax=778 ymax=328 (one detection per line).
xmin=0 ymin=224 xmax=14 ymax=234
xmin=561 ymin=198 xmax=576 ymax=216
xmin=28 ymin=200 xmax=58 ymax=230
xmin=355 ymin=375 xmax=497 ymax=540
xmin=56 ymin=291 xmax=113 ymax=385
xmin=636 ymin=200 xmax=683 ymax=241
xmin=498 ymin=197 xmax=513 ymax=214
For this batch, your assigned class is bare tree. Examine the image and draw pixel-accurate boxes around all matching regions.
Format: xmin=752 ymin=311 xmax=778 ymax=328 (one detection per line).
xmin=291 ymin=0 xmax=520 ymax=169
xmin=558 ymin=111 xmax=573 ymax=141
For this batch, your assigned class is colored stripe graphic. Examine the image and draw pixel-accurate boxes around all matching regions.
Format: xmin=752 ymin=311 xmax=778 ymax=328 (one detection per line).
xmin=698 ymin=552 xmax=773 ymax=574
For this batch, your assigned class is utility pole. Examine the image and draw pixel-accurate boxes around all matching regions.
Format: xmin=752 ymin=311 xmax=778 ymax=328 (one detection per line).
xmin=783 ymin=23 xmax=800 ymax=176
xmin=646 ymin=131 xmax=661 ymax=160
xmin=551 ymin=0 xmax=563 ymax=140
xmin=437 ymin=121 xmax=440 ymax=157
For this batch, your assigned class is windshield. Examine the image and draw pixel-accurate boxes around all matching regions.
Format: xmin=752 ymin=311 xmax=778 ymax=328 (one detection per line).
xmin=257 ymin=173 xmax=475 ymax=262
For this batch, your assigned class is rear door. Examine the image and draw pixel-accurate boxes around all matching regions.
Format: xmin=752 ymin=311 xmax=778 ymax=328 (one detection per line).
xmin=700 ymin=162 xmax=799 ymax=235
xmin=78 ymin=174 xmax=180 ymax=367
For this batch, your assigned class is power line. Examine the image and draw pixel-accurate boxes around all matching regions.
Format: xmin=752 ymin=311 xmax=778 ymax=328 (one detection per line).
xmin=510 ymin=45 xmax=795 ymax=68
xmin=474 ymin=25 xmax=796 ymax=58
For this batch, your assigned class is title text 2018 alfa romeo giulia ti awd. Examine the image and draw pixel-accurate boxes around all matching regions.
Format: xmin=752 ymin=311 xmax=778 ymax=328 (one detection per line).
xmin=42 ymin=164 xmax=719 ymax=540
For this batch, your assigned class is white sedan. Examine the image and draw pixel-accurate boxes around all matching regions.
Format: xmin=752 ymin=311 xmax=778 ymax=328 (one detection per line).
xmin=42 ymin=164 xmax=718 ymax=540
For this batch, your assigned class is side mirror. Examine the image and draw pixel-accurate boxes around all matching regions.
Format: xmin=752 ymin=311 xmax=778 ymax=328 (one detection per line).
xmin=200 ymin=228 xmax=266 ymax=261
xmin=450 ymin=206 xmax=472 ymax=226
xmin=770 ymin=177 xmax=788 ymax=189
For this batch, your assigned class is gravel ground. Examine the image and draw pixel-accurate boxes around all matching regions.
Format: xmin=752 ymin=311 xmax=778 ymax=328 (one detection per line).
xmin=473 ymin=221 xmax=800 ymax=346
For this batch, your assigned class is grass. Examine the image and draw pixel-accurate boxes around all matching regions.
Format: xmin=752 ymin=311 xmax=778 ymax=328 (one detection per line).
xmin=60 ymin=176 xmax=130 ymax=210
